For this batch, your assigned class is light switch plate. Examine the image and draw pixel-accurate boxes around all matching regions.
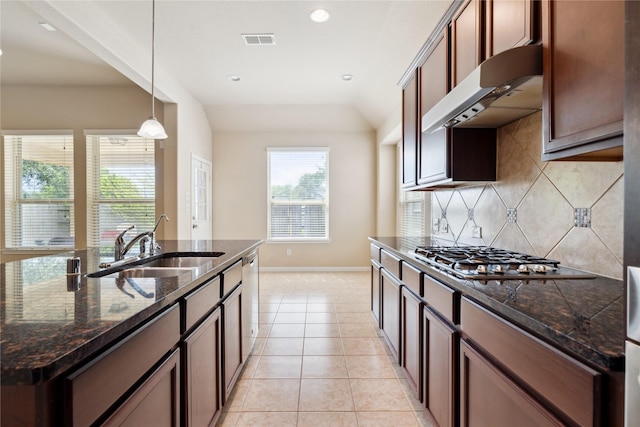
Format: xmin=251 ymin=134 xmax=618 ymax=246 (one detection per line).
xmin=471 ymin=226 xmax=482 ymax=238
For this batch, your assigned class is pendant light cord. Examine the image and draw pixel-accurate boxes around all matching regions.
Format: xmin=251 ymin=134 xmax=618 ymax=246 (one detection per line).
xmin=150 ymin=0 xmax=156 ymax=119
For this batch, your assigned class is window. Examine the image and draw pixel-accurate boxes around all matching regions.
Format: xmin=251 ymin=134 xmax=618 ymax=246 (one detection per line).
xmin=397 ymin=143 xmax=426 ymax=237
xmin=86 ymin=133 xmax=156 ymax=248
xmin=267 ymin=148 xmax=329 ymax=240
xmin=3 ymin=132 xmax=75 ymax=249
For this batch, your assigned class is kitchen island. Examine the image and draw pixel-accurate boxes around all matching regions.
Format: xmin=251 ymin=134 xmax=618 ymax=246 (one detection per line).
xmin=370 ymin=236 xmax=625 ymax=427
xmin=1 ymin=239 xmax=261 ymax=426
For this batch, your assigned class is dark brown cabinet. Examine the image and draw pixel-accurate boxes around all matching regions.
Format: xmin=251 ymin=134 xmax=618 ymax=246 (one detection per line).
xmin=371 ymin=260 xmax=381 ymax=327
xmin=401 ymin=286 xmax=422 ymax=397
xmin=402 ymin=71 xmax=419 ymax=187
xmin=485 ymin=0 xmax=537 ymax=58
xmin=223 ymin=285 xmax=243 ymax=401
xmin=184 ymin=307 xmax=222 ymax=427
xmin=381 ymin=269 xmax=401 ymax=362
xmin=424 ymin=307 xmax=457 ymax=427
xmin=103 ymin=350 xmax=181 ymax=427
xmin=541 ymin=0 xmax=624 ymax=160
xmin=450 ymin=0 xmax=483 ymax=88
xmin=460 ymin=340 xmax=563 ymax=426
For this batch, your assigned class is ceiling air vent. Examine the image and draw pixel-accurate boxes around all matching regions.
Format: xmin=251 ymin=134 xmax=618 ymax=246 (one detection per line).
xmin=242 ymin=33 xmax=276 ymax=46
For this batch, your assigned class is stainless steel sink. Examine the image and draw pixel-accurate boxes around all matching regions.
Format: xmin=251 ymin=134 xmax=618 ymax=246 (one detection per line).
xmin=87 ymin=252 xmax=224 ymax=278
xmin=106 ymin=267 xmax=194 ymax=279
xmin=139 ymin=256 xmax=220 ymax=269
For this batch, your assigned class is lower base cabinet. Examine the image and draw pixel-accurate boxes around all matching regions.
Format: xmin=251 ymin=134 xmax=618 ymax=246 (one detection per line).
xmin=401 ymin=286 xmax=422 ymax=397
xmin=460 ymin=340 xmax=564 ymax=427
xmin=223 ymin=285 xmax=243 ymax=401
xmin=381 ymin=269 xmax=401 ymax=362
xmin=371 ymin=261 xmax=381 ymax=327
xmin=424 ymin=307 xmax=457 ymax=427
xmin=103 ymin=349 xmax=181 ymax=427
xmin=184 ymin=307 xmax=222 ymax=427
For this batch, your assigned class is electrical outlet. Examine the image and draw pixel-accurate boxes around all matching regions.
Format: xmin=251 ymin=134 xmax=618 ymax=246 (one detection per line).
xmin=432 ymin=218 xmax=440 ymax=233
xmin=471 ymin=225 xmax=482 ymax=238
xmin=438 ymin=218 xmax=449 ymax=233
xmin=286 ymin=248 xmax=292 ymax=256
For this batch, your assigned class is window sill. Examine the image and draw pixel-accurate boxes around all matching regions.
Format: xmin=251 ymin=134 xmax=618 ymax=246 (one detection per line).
xmin=266 ymin=239 xmax=332 ymax=244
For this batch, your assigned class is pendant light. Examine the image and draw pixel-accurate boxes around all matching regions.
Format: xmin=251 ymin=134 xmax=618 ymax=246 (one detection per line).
xmin=138 ymin=0 xmax=168 ymax=139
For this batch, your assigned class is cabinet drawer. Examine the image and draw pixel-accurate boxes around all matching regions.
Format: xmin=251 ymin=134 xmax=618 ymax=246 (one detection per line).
xmin=380 ymin=249 xmax=402 ymax=280
xmin=370 ymin=244 xmax=381 ymax=263
xmin=184 ymin=276 xmax=221 ymax=332
xmin=222 ymin=260 xmax=242 ymax=297
xmin=460 ymin=297 xmax=601 ymax=427
xmin=424 ymin=275 xmax=457 ymax=324
xmin=65 ymin=304 xmax=180 ymax=426
xmin=402 ymin=262 xmax=422 ymax=297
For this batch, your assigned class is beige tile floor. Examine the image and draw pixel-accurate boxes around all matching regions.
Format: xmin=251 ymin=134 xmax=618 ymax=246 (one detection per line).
xmin=217 ymin=271 xmax=433 ymax=427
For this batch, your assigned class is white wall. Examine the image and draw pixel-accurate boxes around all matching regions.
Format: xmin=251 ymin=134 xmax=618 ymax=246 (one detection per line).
xmin=211 ymin=107 xmax=377 ymax=269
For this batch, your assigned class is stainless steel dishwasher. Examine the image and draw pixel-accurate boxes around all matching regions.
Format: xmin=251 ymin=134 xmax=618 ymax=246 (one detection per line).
xmin=242 ymin=249 xmax=259 ymax=360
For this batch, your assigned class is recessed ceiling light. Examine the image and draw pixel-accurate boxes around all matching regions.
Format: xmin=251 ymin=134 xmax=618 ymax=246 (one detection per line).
xmin=341 ymin=74 xmax=354 ymax=81
xmin=39 ymin=22 xmax=57 ymax=32
xmin=309 ymin=9 xmax=330 ymax=23
xmin=228 ymin=75 xmax=241 ymax=82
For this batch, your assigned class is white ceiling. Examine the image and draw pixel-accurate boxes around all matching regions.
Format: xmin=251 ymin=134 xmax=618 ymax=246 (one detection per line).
xmin=1 ymin=0 xmax=453 ymax=130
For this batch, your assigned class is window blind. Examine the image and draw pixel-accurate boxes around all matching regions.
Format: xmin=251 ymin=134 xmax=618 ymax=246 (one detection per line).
xmin=267 ymin=148 xmax=329 ymax=240
xmin=3 ymin=132 xmax=75 ymax=249
xmin=86 ymin=134 xmax=155 ymax=249
xmin=397 ymin=143 xmax=426 ymax=237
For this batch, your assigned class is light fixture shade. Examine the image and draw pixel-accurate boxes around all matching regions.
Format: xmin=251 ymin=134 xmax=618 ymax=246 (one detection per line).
xmin=138 ymin=117 xmax=168 ymax=139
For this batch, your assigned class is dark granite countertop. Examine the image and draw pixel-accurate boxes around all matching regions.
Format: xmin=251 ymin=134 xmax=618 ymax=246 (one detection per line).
xmin=1 ymin=240 xmax=262 ymax=386
xmin=370 ymin=236 xmax=625 ymax=371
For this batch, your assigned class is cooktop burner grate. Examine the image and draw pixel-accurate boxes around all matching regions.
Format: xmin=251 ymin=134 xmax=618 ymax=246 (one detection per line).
xmin=413 ymin=246 xmax=595 ymax=280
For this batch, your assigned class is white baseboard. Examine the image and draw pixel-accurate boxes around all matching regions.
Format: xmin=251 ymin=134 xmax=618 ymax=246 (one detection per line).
xmin=259 ymin=266 xmax=369 ymax=273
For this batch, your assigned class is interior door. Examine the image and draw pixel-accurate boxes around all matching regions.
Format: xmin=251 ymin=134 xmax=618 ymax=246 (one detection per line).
xmin=191 ymin=155 xmax=212 ymax=239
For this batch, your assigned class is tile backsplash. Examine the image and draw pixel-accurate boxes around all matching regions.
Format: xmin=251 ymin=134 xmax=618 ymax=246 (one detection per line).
xmin=430 ymin=111 xmax=624 ymax=279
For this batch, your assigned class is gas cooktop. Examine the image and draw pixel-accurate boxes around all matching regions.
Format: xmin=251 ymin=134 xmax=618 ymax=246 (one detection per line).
xmin=414 ymin=246 xmax=596 ymax=280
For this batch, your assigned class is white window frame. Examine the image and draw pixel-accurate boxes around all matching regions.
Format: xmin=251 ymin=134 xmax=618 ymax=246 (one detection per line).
xmin=2 ymin=130 xmax=75 ymax=250
xmin=267 ymin=147 xmax=330 ymax=242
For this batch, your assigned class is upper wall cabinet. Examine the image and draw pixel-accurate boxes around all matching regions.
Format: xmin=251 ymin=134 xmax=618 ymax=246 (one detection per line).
xmin=541 ymin=0 xmax=624 ymax=161
xmin=402 ymin=71 xmax=419 ymax=188
xmin=451 ymin=0 xmax=537 ymax=88
xmin=485 ymin=0 xmax=537 ymax=57
xmin=450 ymin=0 xmax=483 ymax=88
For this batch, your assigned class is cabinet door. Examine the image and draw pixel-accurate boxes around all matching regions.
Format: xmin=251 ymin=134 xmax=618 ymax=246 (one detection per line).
xmin=541 ymin=0 xmax=624 ymax=160
xmin=223 ymin=285 xmax=243 ymax=401
xmin=381 ymin=269 xmax=401 ymax=363
xmin=103 ymin=349 xmax=180 ymax=427
xmin=451 ymin=0 xmax=483 ymax=87
xmin=402 ymin=71 xmax=419 ymax=188
xmin=401 ymin=287 xmax=422 ymax=398
xmin=424 ymin=307 xmax=457 ymax=427
xmin=485 ymin=0 xmax=536 ymax=58
xmin=460 ymin=340 xmax=564 ymax=427
xmin=184 ymin=307 xmax=222 ymax=427
xmin=419 ymin=29 xmax=450 ymax=185
xmin=371 ymin=261 xmax=381 ymax=327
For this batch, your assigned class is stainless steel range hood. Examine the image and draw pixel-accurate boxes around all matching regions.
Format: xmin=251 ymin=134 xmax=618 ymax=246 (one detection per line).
xmin=421 ymin=44 xmax=543 ymax=134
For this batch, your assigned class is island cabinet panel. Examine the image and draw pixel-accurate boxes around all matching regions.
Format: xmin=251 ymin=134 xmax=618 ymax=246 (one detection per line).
xmin=424 ymin=307 xmax=458 ymax=427
xmin=450 ymin=0 xmax=483 ymax=88
xmin=381 ymin=269 xmax=402 ymax=363
xmin=460 ymin=340 xmax=564 ymax=427
xmin=184 ymin=306 xmax=222 ymax=427
xmin=222 ymin=260 xmax=242 ymax=297
xmin=401 ymin=286 xmax=423 ymax=398
xmin=541 ymin=0 xmax=624 ymax=160
xmin=183 ymin=276 xmax=221 ymax=332
xmin=223 ymin=285 xmax=243 ymax=401
xmin=371 ymin=260 xmax=381 ymax=327
xmin=402 ymin=71 xmax=419 ymax=188
xmin=64 ymin=304 xmax=180 ymax=426
xmin=485 ymin=0 xmax=537 ymax=58
xmin=460 ymin=297 xmax=601 ymax=426
xmin=103 ymin=349 xmax=180 ymax=427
